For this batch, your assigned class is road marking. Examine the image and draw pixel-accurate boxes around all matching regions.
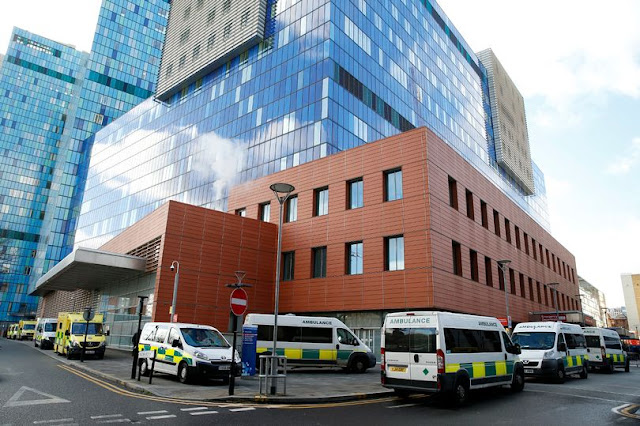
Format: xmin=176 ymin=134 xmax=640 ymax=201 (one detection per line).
xmin=3 ymin=387 xmax=70 ymax=408
xmin=96 ymin=420 xmax=131 ymax=424
xmin=612 ymin=404 xmax=640 ymax=420
xmin=526 ymin=389 xmax=631 ymax=404
xmin=229 ymin=407 xmax=255 ymax=412
xmin=33 ymin=420 xmax=74 ymax=424
xmin=387 ymin=402 xmax=422 ymax=409
xmin=90 ymin=415 xmax=122 ymax=420
xmin=189 ymin=411 xmax=219 ymax=416
xmin=145 ymin=415 xmax=176 ymax=420
xmin=180 ymin=407 xmax=208 ymax=411
xmin=137 ymin=410 xmax=168 ymax=415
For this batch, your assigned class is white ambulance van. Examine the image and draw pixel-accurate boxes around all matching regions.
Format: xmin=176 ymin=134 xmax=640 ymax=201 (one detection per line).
xmin=512 ymin=322 xmax=588 ymax=383
xmin=34 ymin=318 xmax=57 ymax=349
xmin=582 ymin=327 xmax=630 ymax=373
xmin=137 ymin=322 xmax=240 ymax=384
xmin=245 ymin=314 xmax=376 ymax=373
xmin=381 ymin=311 xmax=524 ymax=405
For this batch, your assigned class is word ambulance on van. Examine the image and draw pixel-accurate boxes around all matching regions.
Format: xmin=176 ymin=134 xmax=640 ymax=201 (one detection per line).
xmin=381 ymin=311 xmax=524 ymax=405
xmin=582 ymin=327 xmax=630 ymax=373
xmin=511 ymin=321 xmax=588 ymax=383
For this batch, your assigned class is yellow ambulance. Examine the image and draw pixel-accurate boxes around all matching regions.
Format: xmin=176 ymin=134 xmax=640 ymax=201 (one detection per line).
xmin=18 ymin=320 xmax=37 ymax=340
xmin=54 ymin=312 xmax=108 ymax=359
xmin=7 ymin=324 xmax=19 ymax=339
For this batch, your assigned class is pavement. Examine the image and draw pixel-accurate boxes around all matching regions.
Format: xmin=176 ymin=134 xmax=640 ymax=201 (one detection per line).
xmin=13 ymin=340 xmax=391 ymax=404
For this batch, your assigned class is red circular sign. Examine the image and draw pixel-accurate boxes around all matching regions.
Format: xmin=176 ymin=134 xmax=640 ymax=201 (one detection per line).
xmin=230 ymin=288 xmax=248 ymax=316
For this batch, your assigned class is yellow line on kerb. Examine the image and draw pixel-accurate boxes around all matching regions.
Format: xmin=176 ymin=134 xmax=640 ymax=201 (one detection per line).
xmin=56 ymin=364 xmax=401 ymax=410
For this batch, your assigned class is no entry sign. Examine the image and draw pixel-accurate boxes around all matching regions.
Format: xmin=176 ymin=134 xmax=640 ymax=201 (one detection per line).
xmin=230 ymin=288 xmax=248 ymax=316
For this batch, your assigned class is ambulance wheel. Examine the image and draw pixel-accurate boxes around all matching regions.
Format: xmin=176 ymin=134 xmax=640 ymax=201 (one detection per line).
xmin=34 ymin=340 xmax=37 ymax=347
xmin=579 ymin=365 xmax=588 ymax=379
xmin=510 ymin=368 xmax=525 ymax=392
xmin=554 ymin=366 xmax=565 ymax=384
xmin=450 ymin=376 xmax=470 ymax=406
xmin=139 ymin=360 xmax=149 ymax=376
xmin=349 ymin=356 xmax=368 ymax=374
xmin=605 ymin=360 xmax=614 ymax=374
xmin=625 ymin=360 xmax=630 ymax=373
xmin=178 ymin=361 xmax=191 ymax=384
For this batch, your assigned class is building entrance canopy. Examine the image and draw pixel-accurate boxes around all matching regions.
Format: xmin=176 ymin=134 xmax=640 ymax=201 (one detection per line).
xmin=30 ymin=248 xmax=146 ymax=297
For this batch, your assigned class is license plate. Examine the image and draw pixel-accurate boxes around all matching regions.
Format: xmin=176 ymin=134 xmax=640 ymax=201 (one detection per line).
xmin=390 ymin=366 xmax=407 ymax=372
xmin=219 ymin=365 xmax=230 ymax=370
xmin=85 ymin=351 xmax=95 ymax=355
xmin=524 ymin=369 xmax=534 ymax=374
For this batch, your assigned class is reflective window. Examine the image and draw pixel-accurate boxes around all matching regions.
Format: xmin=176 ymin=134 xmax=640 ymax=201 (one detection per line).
xmin=346 ymin=242 xmax=363 ymax=275
xmin=348 ymin=178 xmax=363 ymax=209
xmin=282 ymin=251 xmax=294 ymax=281
xmin=384 ymin=169 xmax=402 ymax=201
xmin=285 ymin=196 xmax=297 ymax=223
xmin=314 ymin=187 xmax=328 ymax=216
xmin=385 ymin=235 xmax=404 ymax=271
xmin=312 ymin=246 xmax=327 ymax=278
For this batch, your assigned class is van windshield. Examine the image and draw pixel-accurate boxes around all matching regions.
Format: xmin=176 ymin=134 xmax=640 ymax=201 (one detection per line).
xmin=44 ymin=323 xmax=56 ymax=332
xmin=585 ymin=336 xmax=601 ymax=348
xmin=23 ymin=324 xmax=36 ymax=330
xmin=180 ymin=328 xmax=229 ymax=348
xmin=512 ymin=332 xmax=555 ymax=350
xmin=71 ymin=323 xmax=103 ymax=335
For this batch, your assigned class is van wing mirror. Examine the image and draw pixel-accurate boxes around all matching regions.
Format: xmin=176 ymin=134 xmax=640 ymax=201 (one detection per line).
xmin=512 ymin=343 xmax=522 ymax=355
xmin=65 ymin=330 xmax=70 ymax=336
xmin=558 ymin=342 xmax=567 ymax=352
xmin=172 ymin=339 xmax=181 ymax=348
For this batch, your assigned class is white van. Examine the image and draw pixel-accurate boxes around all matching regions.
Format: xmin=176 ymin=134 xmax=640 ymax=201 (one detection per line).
xmin=34 ymin=318 xmax=57 ymax=349
xmin=244 ymin=314 xmax=376 ymax=373
xmin=137 ymin=322 xmax=240 ymax=384
xmin=512 ymin=322 xmax=589 ymax=383
xmin=381 ymin=311 xmax=524 ymax=404
xmin=582 ymin=327 xmax=630 ymax=373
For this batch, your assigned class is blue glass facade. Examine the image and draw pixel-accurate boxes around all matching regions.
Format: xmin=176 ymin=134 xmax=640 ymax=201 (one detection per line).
xmin=0 ymin=0 xmax=169 ymax=324
xmin=76 ymin=0 xmax=549 ymax=253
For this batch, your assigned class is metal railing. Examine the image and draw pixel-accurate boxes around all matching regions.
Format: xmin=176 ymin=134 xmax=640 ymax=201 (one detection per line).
xmin=258 ymin=354 xmax=287 ymax=396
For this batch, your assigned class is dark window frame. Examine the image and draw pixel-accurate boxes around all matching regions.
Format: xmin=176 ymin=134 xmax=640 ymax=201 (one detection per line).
xmin=448 ymin=176 xmax=458 ymax=210
xmin=347 ymin=177 xmax=364 ymax=210
xmin=346 ymin=241 xmax=363 ymax=275
xmin=312 ymin=246 xmax=327 ymax=278
xmin=384 ymin=168 xmax=403 ymax=202
xmin=282 ymin=251 xmax=295 ymax=281
xmin=470 ymin=249 xmax=478 ymax=281
xmin=313 ymin=186 xmax=329 ymax=217
xmin=480 ymin=200 xmax=488 ymax=228
xmin=465 ymin=189 xmax=474 ymax=220
xmin=484 ymin=256 xmax=493 ymax=287
xmin=493 ymin=210 xmax=500 ymax=236
xmin=385 ymin=235 xmax=405 ymax=271
xmin=452 ymin=241 xmax=462 ymax=277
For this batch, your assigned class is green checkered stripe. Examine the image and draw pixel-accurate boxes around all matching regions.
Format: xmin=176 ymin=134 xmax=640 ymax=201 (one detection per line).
xmin=256 ymin=347 xmax=355 ymax=361
xmin=139 ymin=343 xmax=193 ymax=366
xmin=606 ymin=353 xmax=626 ymax=364
xmin=562 ymin=354 xmax=586 ymax=368
xmin=445 ymin=360 xmax=514 ymax=378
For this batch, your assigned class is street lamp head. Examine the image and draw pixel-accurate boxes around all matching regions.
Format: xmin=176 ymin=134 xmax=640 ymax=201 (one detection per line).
xmin=548 ymin=282 xmax=559 ymax=287
xmin=270 ymin=182 xmax=295 ymax=194
xmin=170 ymin=260 xmax=179 ymax=272
xmin=497 ymin=259 xmax=511 ymax=270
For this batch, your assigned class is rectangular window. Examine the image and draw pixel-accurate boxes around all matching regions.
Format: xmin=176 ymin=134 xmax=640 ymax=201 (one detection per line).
xmin=524 ymin=233 xmax=529 ymax=255
xmin=282 ymin=251 xmax=295 ymax=281
xmin=498 ymin=264 xmax=505 ymax=291
xmin=515 ymin=226 xmax=521 ymax=249
xmin=314 ymin=187 xmax=329 ymax=216
xmin=480 ymin=200 xmax=488 ymax=229
xmin=285 ymin=195 xmax=298 ymax=222
xmin=235 ymin=208 xmax=246 ymax=217
xmin=312 ymin=247 xmax=327 ymax=278
xmin=537 ymin=281 xmax=542 ymax=303
xmin=465 ymin=189 xmax=474 ymax=220
xmin=504 ymin=218 xmax=511 ymax=243
xmin=448 ymin=176 xmax=458 ymax=210
xmin=509 ymin=268 xmax=516 ymax=294
xmin=493 ymin=210 xmax=500 ymax=236
xmin=385 ymin=235 xmax=405 ymax=271
xmin=259 ymin=202 xmax=270 ymax=222
xmin=469 ymin=249 xmax=478 ymax=282
xmin=484 ymin=257 xmax=493 ymax=287
xmin=346 ymin=242 xmax=363 ymax=275
xmin=384 ymin=327 xmax=437 ymax=353
xmin=452 ymin=241 xmax=462 ymax=276
xmin=347 ymin=178 xmax=363 ymax=209
xmin=444 ymin=328 xmax=502 ymax=353
xmin=529 ymin=278 xmax=535 ymax=301
xmin=545 ymin=249 xmax=550 ymax=268
xmin=519 ymin=273 xmax=525 ymax=298
xmin=532 ymin=238 xmax=537 ymax=260
xmin=539 ymin=244 xmax=544 ymax=264
xmin=544 ymin=285 xmax=549 ymax=306
xmin=552 ymin=253 xmax=556 ymax=272
xmin=384 ymin=168 xmax=403 ymax=201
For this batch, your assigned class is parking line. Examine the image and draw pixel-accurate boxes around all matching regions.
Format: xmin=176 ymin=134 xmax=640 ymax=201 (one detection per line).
xmin=90 ymin=415 xmax=122 ymax=420
xmin=145 ymin=415 xmax=176 ymax=420
xmin=189 ymin=411 xmax=219 ymax=416
xmin=96 ymin=420 xmax=130 ymax=424
xmin=137 ymin=411 xmax=168 ymax=415
xmin=180 ymin=407 xmax=208 ymax=412
xmin=387 ymin=403 xmax=422 ymax=409
xmin=33 ymin=420 xmax=74 ymax=425
xmin=229 ymin=408 xmax=255 ymax=412
xmin=526 ymin=389 xmax=631 ymax=404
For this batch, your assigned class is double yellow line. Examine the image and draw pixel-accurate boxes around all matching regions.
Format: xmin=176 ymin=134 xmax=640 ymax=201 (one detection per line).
xmin=57 ymin=364 xmax=403 ymax=410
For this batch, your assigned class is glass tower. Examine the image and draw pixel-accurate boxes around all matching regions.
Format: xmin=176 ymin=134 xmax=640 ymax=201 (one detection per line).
xmin=76 ymin=0 xmax=548 ymax=250
xmin=0 ymin=0 xmax=169 ymax=324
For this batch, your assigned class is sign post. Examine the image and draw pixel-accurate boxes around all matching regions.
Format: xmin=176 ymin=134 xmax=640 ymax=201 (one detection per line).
xmin=131 ymin=295 xmax=148 ymax=379
xmin=80 ymin=307 xmax=94 ymax=363
xmin=226 ymin=272 xmax=250 ymax=396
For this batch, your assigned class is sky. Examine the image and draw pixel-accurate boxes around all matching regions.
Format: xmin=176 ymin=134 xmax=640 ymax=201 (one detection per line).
xmin=1 ymin=1 xmax=638 ymax=307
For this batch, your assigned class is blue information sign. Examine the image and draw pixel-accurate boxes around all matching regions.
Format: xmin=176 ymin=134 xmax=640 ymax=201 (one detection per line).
xmin=241 ymin=325 xmax=258 ymax=376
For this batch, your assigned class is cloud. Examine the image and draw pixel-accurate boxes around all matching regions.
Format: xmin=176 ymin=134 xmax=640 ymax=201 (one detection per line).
xmin=606 ymin=137 xmax=640 ymax=175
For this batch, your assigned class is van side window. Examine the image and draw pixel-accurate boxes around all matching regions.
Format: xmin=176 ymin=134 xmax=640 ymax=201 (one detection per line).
xmin=168 ymin=328 xmax=181 ymax=345
xmin=557 ymin=333 xmax=566 ymax=350
xmin=565 ymin=333 xmax=586 ymax=349
xmin=155 ymin=327 xmax=168 ymax=344
xmin=301 ymin=327 xmax=332 ymax=344
xmin=337 ymin=328 xmax=357 ymax=345
xmin=502 ymin=331 xmax=515 ymax=352
xmin=141 ymin=326 xmax=156 ymax=342
xmin=444 ymin=328 xmax=502 ymax=353
xmin=604 ymin=336 xmax=622 ymax=351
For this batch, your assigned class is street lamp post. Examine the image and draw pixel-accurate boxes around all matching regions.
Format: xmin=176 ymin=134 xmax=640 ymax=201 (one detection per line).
xmin=497 ymin=260 xmax=512 ymax=329
xmin=170 ymin=261 xmax=180 ymax=323
xmin=269 ymin=182 xmax=294 ymax=396
xmin=548 ymin=283 xmax=560 ymax=321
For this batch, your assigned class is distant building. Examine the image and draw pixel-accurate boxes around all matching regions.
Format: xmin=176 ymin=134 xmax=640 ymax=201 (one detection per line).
xmin=578 ymin=276 xmax=607 ymax=327
xmin=621 ymin=274 xmax=640 ymax=335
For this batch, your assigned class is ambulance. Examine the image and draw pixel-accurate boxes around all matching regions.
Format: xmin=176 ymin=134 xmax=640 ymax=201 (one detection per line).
xmin=34 ymin=318 xmax=58 ymax=349
xmin=137 ymin=322 xmax=240 ymax=384
xmin=54 ymin=312 xmax=108 ymax=359
xmin=245 ymin=314 xmax=376 ymax=373
xmin=582 ymin=327 xmax=629 ymax=373
xmin=18 ymin=320 xmax=37 ymax=340
xmin=512 ymin=322 xmax=589 ymax=383
xmin=7 ymin=324 xmax=19 ymax=339
xmin=381 ymin=311 xmax=524 ymax=405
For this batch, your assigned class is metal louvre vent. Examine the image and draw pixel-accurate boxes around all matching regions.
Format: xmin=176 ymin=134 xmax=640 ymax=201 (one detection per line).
xmin=126 ymin=236 xmax=162 ymax=272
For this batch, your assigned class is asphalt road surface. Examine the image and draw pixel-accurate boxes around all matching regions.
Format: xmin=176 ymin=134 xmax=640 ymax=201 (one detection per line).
xmin=1 ymin=338 xmax=639 ymax=425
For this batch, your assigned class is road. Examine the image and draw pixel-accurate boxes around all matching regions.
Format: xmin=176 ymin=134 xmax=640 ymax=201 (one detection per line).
xmin=1 ymin=337 xmax=639 ymax=425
